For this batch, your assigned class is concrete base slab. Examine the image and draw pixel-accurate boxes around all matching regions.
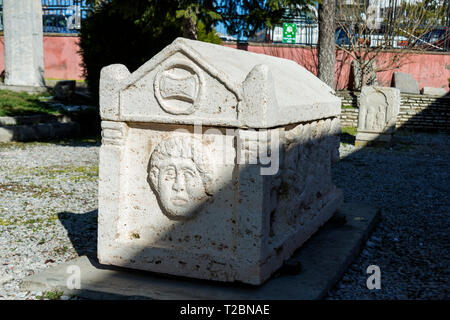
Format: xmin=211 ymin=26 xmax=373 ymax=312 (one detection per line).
xmin=20 ymin=202 xmax=380 ymax=300
xmin=0 ymin=84 xmax=48 ymax=94
xmin=355 ymin=131 xmax=393 ymax=142
xmin=0 ymin=114 xmax=71 ymax=126
xmin=355 ymin=140 xmax=392 ymax=148
xmin=355 ymin=131 xmax=394 ymax=147
xmin=0 ymin=121 xmax=80 ymax=142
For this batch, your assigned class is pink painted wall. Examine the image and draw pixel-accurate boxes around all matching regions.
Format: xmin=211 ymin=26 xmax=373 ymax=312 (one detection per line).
xmin=224 ymin=43 xmax=450 ymax=91
xmin=0 ymin=35 xmax=84 ymax=80
xmin=0 ymin=35 xmax=448 ymax=90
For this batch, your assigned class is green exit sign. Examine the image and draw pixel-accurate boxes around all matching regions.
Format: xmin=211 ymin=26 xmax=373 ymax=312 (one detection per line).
xmin=282 ymin=23 xmax=297 ymax=44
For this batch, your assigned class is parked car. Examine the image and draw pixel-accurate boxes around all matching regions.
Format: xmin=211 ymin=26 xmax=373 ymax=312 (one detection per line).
xmin=335 ymin=27 xmax=354 ymax=46
xmin=335 ymin=27 xmax=408 ymax=48
xmin=42 ymin=14 xmax=77 ymax=34
xmin=335 ymin=27 xmax=366 ymax=46
xmin=414 ymin=28 xmax=450 ymax=51
xmin=369 ymin=34 xmax=409 ymax=48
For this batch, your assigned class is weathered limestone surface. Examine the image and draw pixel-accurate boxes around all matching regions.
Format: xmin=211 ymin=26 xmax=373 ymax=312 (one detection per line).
xmin=391 ymin=72 xmax=419 ymax=94
xmin=3 ymin=0 xmax=45 ymax=87
xmin=356 ymin=86 xmax=400 ymax=144
xmin=421 ymin=87 xmax=447 ymax=97
xmin=98 ymin=37 xmax=343 ymax=285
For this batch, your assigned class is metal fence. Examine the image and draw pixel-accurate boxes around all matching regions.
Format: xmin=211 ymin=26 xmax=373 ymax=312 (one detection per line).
xmin=248 ymin=18 xmax=319 ymax=46
xmin=0 ymin=0 xmax=448 ymax=51
xmin=244 ymin=2 xmax=450 ymax=52
xmin=0 ymin=0 xmax=92 ymax=33
xmin=246 ymin=20 xmax=450 ymax=52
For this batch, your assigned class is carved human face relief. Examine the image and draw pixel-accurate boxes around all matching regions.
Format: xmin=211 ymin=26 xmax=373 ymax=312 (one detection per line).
xmin=149 ymin=136 xmax=213 ymax=220
xmin=157 ymin=157 xmax=205 ymax=217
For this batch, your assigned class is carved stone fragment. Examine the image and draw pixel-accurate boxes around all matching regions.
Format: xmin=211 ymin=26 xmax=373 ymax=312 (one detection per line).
xmin=356 ymin=86 xmax=400 ymax=145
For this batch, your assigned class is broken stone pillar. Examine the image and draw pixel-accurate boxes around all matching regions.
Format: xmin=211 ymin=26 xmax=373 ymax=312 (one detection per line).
xmin=355 ymin=86 xmax=400 ymax=147
xmin=98 ymin=38 xmax=343 ymax=285
xmin=3 ymin=0 xmax=45 ymax=87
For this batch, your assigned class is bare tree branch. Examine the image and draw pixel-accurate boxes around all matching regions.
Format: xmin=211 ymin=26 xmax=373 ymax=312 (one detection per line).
xmin=335 ymin=0 xmax=446 ymax=89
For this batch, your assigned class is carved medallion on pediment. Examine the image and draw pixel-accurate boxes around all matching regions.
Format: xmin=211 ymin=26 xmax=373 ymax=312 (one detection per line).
xmin=154 ymin=59 xmax=204 ymax=115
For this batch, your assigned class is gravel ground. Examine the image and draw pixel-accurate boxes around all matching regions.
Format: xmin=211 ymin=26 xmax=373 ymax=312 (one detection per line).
xmin=0 ymin=132 xmax=448 ymax=300
xmin=327 ymin=132 xmax=450 ymax=299
xmin=0 ymin=140 xmax=99 ymax=300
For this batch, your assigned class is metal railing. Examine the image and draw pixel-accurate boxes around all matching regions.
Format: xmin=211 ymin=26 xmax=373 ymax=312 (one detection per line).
xmin=240 ymin=2 xmax=450 ymax=52
xmin=248 ymin=18 xmax=319 ymax=46
xmin=245 ymin=20 xmax=450 ymax=52
xmin=0 ymin=0 xmax=447 ymax=51
xmin=0 ymin=0 xmax=92 ymax=34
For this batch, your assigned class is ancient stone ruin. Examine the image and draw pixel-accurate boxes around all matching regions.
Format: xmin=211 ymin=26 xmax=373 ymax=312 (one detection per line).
xmin=356 ymin=86 xmax=400 ymax=146
xmin=391 ymin=72 xmax=420 ymax=95
xmin=98 ymin=38 xmax=343 ymax=285
xmin=2 ymin=0 xmax=45 ymax=88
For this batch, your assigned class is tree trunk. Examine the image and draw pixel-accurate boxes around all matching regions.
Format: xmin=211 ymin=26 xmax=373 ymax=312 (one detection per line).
xmin=318 ymin=0 xmax=336 ymax=89
xmin=182 ymin=16 xmax=198 ymax=40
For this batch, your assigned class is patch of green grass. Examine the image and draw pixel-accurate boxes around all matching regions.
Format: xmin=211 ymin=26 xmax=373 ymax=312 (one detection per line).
xmin=0 ymin=89 xmax=58 ymax=117
xmin=0 ymin=213 xmax=59 ymax=227
xmin=0 ymin=217 xmax=16 ymax=226
xmin=341 ymin=126 xmax=357 ymax=136
xmin=342 ymin=105 xmax=357 ymax=109
xmin=50 ymin=135 xmax=101 ymax=145
xmin=54 ymin=245 xmax=70 ymax=255
xmin=0 ymin=141 xmax=52 ymax=150
xmin=36 ymin=290 xmax=65 ymax=300
xmin=45 ymin=78 xmax=85 ymax=83
xmin=24 ymin=215 xmax=59 ymax=225
xmin=0 ymin=182 xmax=60 ymax=198
xmin=12 ymin=165 xmax=99 ymax=180
xmin=0 ymin=136 xmax=101 ymax=150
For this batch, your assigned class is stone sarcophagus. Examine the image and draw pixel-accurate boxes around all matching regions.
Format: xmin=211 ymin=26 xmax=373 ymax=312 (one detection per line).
xmin=98 ymin=38 xmax=343 ymax=285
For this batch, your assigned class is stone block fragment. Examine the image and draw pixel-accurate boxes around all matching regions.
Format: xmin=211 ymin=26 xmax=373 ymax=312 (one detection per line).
xmin=391 ymin=72 xmax=419 ymax=94
xmin=356 ymin=86 xmax=400 ymax=145
xmin=3 ymin=0 xmax=45 ymax=87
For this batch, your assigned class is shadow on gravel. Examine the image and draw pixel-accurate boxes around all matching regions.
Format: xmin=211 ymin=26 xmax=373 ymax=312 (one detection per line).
xmin=340 ymin=132 xmax=356 ymax=145
xmin=42 ymin=135 xmax=102 ymax=148
xmin=58 ymin=210 xmax=98 ymax=258
xmin=49 ymin=139 xmax=102 ymax=148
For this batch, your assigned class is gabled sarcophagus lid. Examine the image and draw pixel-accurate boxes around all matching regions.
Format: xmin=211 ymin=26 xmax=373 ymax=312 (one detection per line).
xmin=100 ymin=37 xmax=340 ymax=128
